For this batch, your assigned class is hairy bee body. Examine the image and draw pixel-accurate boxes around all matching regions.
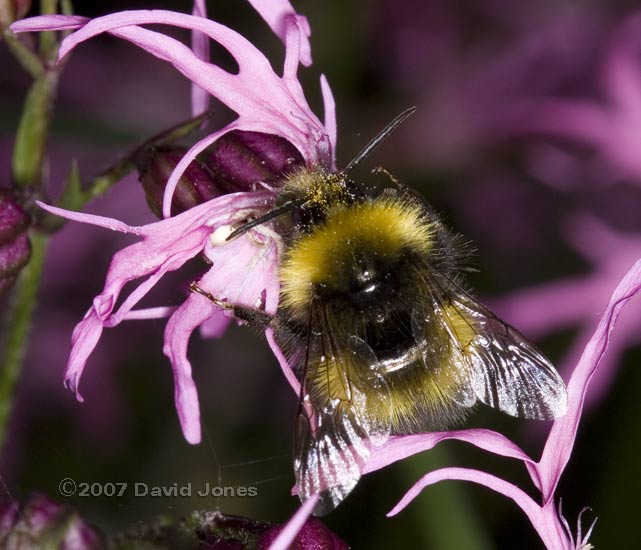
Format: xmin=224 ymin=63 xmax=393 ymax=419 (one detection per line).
xmin=266 ymin=167 xmax=567 ymax=515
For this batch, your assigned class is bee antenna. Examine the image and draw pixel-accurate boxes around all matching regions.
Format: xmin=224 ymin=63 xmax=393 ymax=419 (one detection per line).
xmin=342 ymin=106 xmax=417 ymax=175
xmin=225 ymin=198 xmax=304 ymax=241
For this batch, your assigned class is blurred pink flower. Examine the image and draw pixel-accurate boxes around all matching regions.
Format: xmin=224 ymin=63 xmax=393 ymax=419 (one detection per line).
xmin=11 ymin=1 xmax=335 ymax=445
xmin=371 ymin=0 xmax=605 ymax=171
xmin=505 ymin=12 xmax=641 ymax=185
xmin=491 ymin=213 xmax=641 ymax=412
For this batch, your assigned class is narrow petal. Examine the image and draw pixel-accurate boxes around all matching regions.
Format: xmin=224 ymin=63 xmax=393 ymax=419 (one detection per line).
xmin=163 ymin=271 xmax=222 ymax=445
xmin=365 ymin=429 xmax=535 ymax=476
xmin=51 ymin=11 xmax=329 ymax=166
xmin=10 ymin=14 xmax=88 ymax=32
xmin=190 ymin=0 xmax=210 ymax=116
xmin=246 ymin=0 xmax=312 ymax=66
xmin=320 ymin=74 xmax=337 ymax=168
xmin=57 ymin=193 xmax=271 ymax=400
xmin=388 ymin=467 xmax=539 ymax=520
xmin=124 ymin=306 xmax=175 ymax=320
xmin=537 ymin=259 xmax=641 ymax=501
xmin=64 ymin=308 xmax=104 ymax=401
xmin=386 ymin=468 xmax=568 ymax=549
xmin=163 ymin=126 xmax=238 ymax=218
xmin=267 ymin=495 xmax=319 ymax=550
xmin=36 ymin=201 xmax=142 ymax=234
xmin=165 ymin=224 xmax=281 ymax=444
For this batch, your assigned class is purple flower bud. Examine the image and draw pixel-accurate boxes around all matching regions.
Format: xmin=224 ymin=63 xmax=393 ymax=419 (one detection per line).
xmin=256 ymin=518 xmax=349 ymax=550
xmin=205 ymin=130 xmax=305 ymax=193
xmin=138 ymin=147 xmax=223 ymax=218
xmin=0 ymin=191 xmax=31 ymax=294
xmin=0 ymin=494 xmax=102 ymax=549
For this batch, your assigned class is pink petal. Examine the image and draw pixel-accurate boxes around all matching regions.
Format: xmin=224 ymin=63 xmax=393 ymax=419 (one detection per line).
xmin=246 ymin=0 xmax=312 ymax=66
xmin=190 ymin=0 xmax=210 ymax=116
xmin=163 ymin=270 xmax=224 ymax=445
xmin=64 ymin=308 xmax=104 ymax=401
xmin=52 ymin=11 xmax=330 ymax=167
xmin=36 ymin=201 xmax=142 ymax=234
xmin=387 ymin=467 xmax=568 ymax=550
xmin=537 ymin=259 xmax=641 ymax=502
xmin=365 ymin=428 xmax=535 ymax=475
xmin=57 ymin=192 xmax=272 ymax=403
xmin=10 ymin=14 xmax=88 ymax=32
xmin=163 ymin=125 xmax=239 ymax=218
xmin=202 ymin=231 xmax=280 ymax=313
xmin=320 ymin=74 xmax=337 ymax=167
xmin=199 ymin=308 xmax=232 ymax=339
xmin=267 ymin=495 xmax=319 ymax=550
xmin=124 ymin=306 xmax=175 ymax=320
xmin=163 ymin=220 xmax=281 ymax=444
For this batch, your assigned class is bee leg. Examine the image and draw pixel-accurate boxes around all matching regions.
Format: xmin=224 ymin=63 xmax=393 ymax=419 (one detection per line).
xmin=188 ymin=282 xmax=273 ymax=329
xmin=372 ymin=166 xmax=401 ymax=185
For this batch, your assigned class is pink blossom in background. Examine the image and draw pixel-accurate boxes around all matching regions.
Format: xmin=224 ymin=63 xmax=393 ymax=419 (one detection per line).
xmin=491 ymin=213 xmax=641 ymax=411
xmin=370 ymin=0 xmax=606 ymax=171
xmin=479 ymin=12 xmax=641 ymax=413
xmin=505 ymin=13 xmax=641 ymax=186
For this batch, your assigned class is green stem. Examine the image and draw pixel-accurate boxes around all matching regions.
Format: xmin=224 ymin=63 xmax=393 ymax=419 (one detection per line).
xmin=41 ymin=110 xmax=214 ymax=231
xmin=2 ymin=29 xmax=45 ymax=79
xmin=0 ymin=232 xmax=48 ymax=455
xmin=39 ymin=0 xmax=59 ymax=61
xmin=12 ymin=71 xmax=60 ymax=189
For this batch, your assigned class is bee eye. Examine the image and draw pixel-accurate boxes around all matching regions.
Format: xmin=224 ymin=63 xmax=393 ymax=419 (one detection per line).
xmin=355 ymin=268 xmax=377 ymax=293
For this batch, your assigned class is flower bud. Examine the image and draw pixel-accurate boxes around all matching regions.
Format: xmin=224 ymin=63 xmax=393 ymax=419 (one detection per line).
xmin=256 ymin=517 xmax=349 ymax=550
xmin=0 ymin=191 xmax=31 ymax=295
xmin=205 ymin=130 xmax=305 ymax=193
xmin=137 ymin=147 xmax=223 ymax=218
xmin=0 ymin=494 xmax=102 ymax=549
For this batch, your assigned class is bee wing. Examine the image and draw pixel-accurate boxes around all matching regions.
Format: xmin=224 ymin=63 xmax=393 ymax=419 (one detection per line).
xmin=293 ymin=322 xmax=390 ymax=516
xmin=430 ymin=288 xmax=568 ymax=420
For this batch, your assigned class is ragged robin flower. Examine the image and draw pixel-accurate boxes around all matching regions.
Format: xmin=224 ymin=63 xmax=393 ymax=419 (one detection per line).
xmin=11 ymin=0 xmax=336 ymax=444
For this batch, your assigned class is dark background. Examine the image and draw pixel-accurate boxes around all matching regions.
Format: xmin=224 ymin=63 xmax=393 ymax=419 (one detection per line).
xmin=2 ymin=1 xmax=641 ymax=547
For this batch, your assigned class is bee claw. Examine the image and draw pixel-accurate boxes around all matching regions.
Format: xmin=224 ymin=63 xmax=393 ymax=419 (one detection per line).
xmin=188 ymin=282 xmax=232 ymax=310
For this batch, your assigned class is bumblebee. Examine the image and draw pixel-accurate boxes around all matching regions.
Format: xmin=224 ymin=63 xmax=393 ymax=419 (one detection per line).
xmin=195 ymin=109 xmax=567 ymax=515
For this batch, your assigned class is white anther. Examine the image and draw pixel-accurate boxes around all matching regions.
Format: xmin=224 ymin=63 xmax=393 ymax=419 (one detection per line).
xmin=209 ymin=225 xmax=235 ymax=246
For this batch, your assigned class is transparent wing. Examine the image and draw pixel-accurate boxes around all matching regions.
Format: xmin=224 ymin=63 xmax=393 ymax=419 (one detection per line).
xmin=429 ymin=285 xmax=568 ymax=420
xmin=293 ymin=308 xmax=390 ymax=516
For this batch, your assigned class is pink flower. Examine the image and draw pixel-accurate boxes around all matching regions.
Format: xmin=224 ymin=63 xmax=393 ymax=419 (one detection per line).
xmin=11 ymin=0 xmax=336 ymax=444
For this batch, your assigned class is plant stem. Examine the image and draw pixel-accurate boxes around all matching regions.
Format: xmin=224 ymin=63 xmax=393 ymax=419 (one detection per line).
xmin=12 ymin=71 xmax=59 ymax=189
xmin=2 ymin=28 xmax=45 ymax=79
xmin=0 ymin=232 xmax=47 ymax=455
